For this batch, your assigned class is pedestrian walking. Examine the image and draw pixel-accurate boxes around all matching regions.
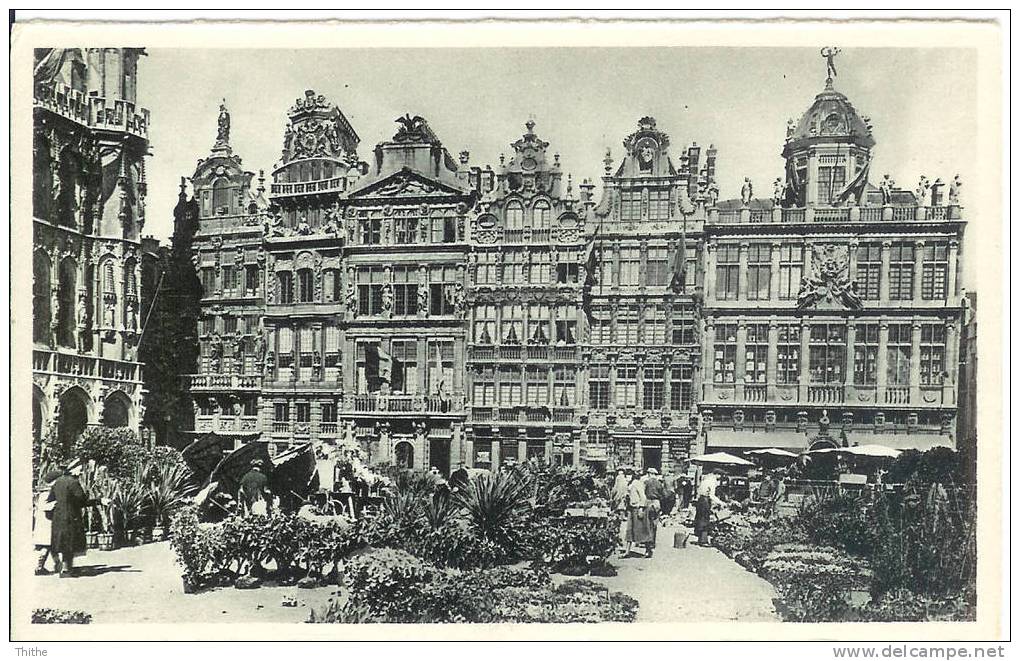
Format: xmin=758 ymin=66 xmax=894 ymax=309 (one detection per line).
xmin=33 ymin=469 xmax=61 ymax=575
xmin=625 ymin=469 xmax=654 ymax=558
xmin=611 ymin=468 xmax=630 ymax=549
xmin=48 ymin=463 xmax=94 ymax=577
xmin=238 ymin=459 xmax=270 ymax=515
xmin=643 ymin=468 xmax=664 ymax=556
xmin=694 ymin=468 xmax=728 ymax=546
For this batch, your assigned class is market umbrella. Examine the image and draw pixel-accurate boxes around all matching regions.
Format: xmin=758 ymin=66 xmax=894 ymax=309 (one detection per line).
xmin=745 ymin=448 xmax=799 ymax=458
xmin=689 ymin=452 xmax=755 ymax=467
xmin=844 ymin=444 xmax=902 ymax=459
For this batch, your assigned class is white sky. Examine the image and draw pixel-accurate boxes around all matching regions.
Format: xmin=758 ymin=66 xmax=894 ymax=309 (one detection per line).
xmin=137 ymin=46 xmax=977 ymax=287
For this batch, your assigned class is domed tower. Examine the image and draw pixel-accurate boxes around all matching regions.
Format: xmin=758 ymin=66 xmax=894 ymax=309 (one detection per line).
xmin=781 ymin=48 xmax=875 ymax=208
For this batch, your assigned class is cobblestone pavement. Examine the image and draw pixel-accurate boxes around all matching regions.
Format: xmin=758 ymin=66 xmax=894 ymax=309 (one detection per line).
xmin=26 ymin=525 xmax=778 ymax=624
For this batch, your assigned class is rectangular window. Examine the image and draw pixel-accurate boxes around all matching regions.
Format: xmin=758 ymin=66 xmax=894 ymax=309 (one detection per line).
xmin=553 ymin=367 xmax=576 ymax=406
xmin=642 ymin=366 xmax=665 ymax=409
xmin=619 ymin=248 xmax=641 ymax=286
xmin=556 ymin=262 xmax=580 ymax=284
xmin=356 ymin=341 xmax=380 ymax=393
xmin=324 ymin=326 xmax=341 ymax=368
xmin=920 ymin=324 xmax=946 ymax=386
xmin=616 ymin=307 xmax=639 ymax=345
xmin=201 ymin=267 xmax=217 ymax=296
xmin=713 ymin=323 xmax=737 ymax=384
xmin=589 ymin=365 xmax=610 ymax=409
xmin=391 ymin=339 xmax=418 ymax=394
xmin=778 ymin=244 xmax=803 ymax=300
xmin=357 ymin=267 xmax=384 ymax=315
xmin=645 ymin=247 xmax=669 ymax=286
xmin=243 ymin=398 xmax=258 ymax=417
xmin=395 ymin=213 xmax=420 ymax=244
xmin=648 ymin=189 xmax=671 ymax=221
xmin=320 ymin=401 xmax=337 ymax=423
xmin=776 ymin=324 xmax=801 ymax=385
xmin=501 ymin=303 xmax=523 ymax=344
xmin=715 ymin=244 xmax=740 ymax=300
xmin=221 ymin=265 xmax=237 ymax=293
xmin=502 ymin=250 xmax=525 ymax=284
xmin=393 ymin=266 xmax=418 ymax=317
xmin=274 ymin=402 xmax=289 ymax=422
xmin=475 ymin=251 xmax=499 ymax=285
xmin=620 ymin=190 xmax=641 ymax=221
xmin=359 ymin=216 xmax=381 ymax=245
xmin=855 ymin=244 xmax=882 ymax=300
xmin=817 ymin=165 xmax=847 ymax=205
xmin=277 ymin=326 xmax=294 ymax=368
xmin=526 ymin=367 xmax=549 ymax=406
xmin=744 ymin=323 xmax=769 ymax=383
xmin=853 ymin=323 xmax=880 ymax=385
xmin=555 ymin=306 xmax=577 ymax=345
xmin=499 ymin=366 xmax=523 ymax=406
xmin=245 ymin=265 xmax=261 ymax=295
xmin=809 ymin=323 xmax=847 ymax=384
xmin=670 ymin=364 xmax=694 ymax=411
xmin=921 ymin=244 xmax=949 ymax=300
xmin=529 ymin=305 xmax=551 ymax=344
xmin=889 ymin=243 xmax=915 ymax=300
xmin=531 ymin=250 xmax=551 ymax=284
xmin=671 ymin=305 xmax=696 ymax=345
xmin=616 ymin=366 xmax=638 ymax=407
xmin=887 ymin=323 xmax=912 ymax=386
xmin=473 ymin=367 xmax=495 ymax=406
xmin=645 ymin=306 xmax=666 ymax=344
xmin=295 ymin=402 xmax=311 ymax=423
xmin=746 ymin=244 xmax=772 ymax=300
xmin=425 ymin=340 xmax=455 ymax=396
xmin=474 ymin=305 xmax=497 ymax=344
xmin=590 ymin=309 xmax=611 ymax=345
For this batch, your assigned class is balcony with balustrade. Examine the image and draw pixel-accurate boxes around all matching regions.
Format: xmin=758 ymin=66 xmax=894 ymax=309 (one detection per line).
xmin=35 ymin=82 xmax=150 ymax=140
xmin=467 ymin=344 xmax=579 ymax=363
xmin=270 ymin=176 xmax=349 ymax=198
xmin=706 ymin=381 xmax=954 ymax=408
xmin=705 ymin=204 xmax=963 ymax=226
xmin=33 ymin=349 xmax=142 ymax=384
xmin=469 ymin=404 xmax=576 ymax=426
xmin=340 ymin=392 xmax=466 ymax=417
xmin=184 ymin=373 xmax=262 ymax=391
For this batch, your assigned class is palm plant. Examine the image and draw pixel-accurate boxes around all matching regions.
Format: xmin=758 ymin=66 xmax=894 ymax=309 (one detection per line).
xmin=147 ymin=462 xmax=198 ymax=529
xmin=453 ymin=470 xmax=534 ymax=551
xmin=423 ymin=489 xmax=456 ymax=531
xmin=111 ymin=479 xmax=148 ymax=533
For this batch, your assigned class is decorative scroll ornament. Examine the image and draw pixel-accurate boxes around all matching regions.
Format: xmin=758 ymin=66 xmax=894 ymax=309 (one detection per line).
xmin=797 ymin=244 xmax=863 ymax=310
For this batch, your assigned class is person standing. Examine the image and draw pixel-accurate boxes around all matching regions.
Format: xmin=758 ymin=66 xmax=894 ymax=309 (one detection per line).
xmin=48 ymin=464 xmax=91 ymax=578
xmin=625 ymin=469 xmax=654 ymax=558
xmin=611 ymin=468 xmax=630 ymax=550
xmin=643 ymin=468 xmax=665 ymax=557
xmin=33 ymin=469 xmax=61 ymax=575
xmin=449 ymin=462 xmax=470 ymax=492
xmin=694 ymin=468 xmax=727 ymax=546
xmin=238 ymin=459 xmax=270 ymax=515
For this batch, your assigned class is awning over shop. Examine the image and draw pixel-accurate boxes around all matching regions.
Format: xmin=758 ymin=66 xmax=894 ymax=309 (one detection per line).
xmin=706 ymin=429 xmax=811 ymax=451
xmin=862 ymin=433 xmax=954 ymax=452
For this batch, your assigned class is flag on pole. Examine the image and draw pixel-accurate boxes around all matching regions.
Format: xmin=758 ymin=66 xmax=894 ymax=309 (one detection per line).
xmin=364 ymin=344 xmax=392 ymax=392
xmin=836 ymin=157 xmax=872 ymax=205
xmin=668 ymin=213 xmax=688 ymax=294
xmin=581 ymin=220 xmax=603 ymax=324
xmin=784 ymin=158 xmax=805 ymax=207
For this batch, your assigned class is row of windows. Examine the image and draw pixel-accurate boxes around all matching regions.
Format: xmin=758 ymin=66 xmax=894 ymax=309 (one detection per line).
xmin=619 ymin=189 xmax=672 ymax=222
xmin=589 ymin=247 xmax=697 ymax=289
xmin=504 ymin=200 xmax=553 ymax=230
xmin=471 ymin=366 xmax=578 ymax=407
xmin=712 ymin=322 xmax=947 ymax=386
xmin=473 ymin=250 xmax=581 ymax=285
xmin=589 ymin=305 xmax=697 ymax=345
xmin=714 ymin=242 xmax=952 ymax=301
xmin=273 ymin=401 xmax=338 ymax=423
xmin=587 ymin=364 xmax=695 ymax=411
xmin=357 ymin=215 xmax=458 ymax=245
xmin=201 ymin=265 xmax=261 ymax=297
xmin=354 ymin=339 xmax=456 ymax=395
xmin=473 ymin=304 xmax=578 ymax=345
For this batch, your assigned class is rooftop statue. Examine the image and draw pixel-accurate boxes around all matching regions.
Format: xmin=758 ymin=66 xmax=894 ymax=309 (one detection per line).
xmin=217 ymin=100 xmax=230 ymax=145
xmin=820 ymin=46 xmax=841 ymax=82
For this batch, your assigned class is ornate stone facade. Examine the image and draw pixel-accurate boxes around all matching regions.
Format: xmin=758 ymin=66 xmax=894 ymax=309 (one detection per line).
xmin=32 ymin=48 xmax=153 ymax=452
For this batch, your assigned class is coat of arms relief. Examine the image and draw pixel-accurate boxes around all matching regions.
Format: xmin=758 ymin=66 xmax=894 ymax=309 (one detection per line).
xmin=797 ymin=244 xmax=863 ymax=310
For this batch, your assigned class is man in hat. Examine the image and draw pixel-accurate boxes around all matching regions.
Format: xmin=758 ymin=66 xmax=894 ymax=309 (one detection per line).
xmin=33 ymin=468 xmax=62 ymax=575
xmin=48 ymin=463 xmax=91 ymax=577
xmin=238 ymin=459 xmax=270 ymax=514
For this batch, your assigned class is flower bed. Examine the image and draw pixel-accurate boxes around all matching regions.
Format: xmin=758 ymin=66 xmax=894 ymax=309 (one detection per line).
xmin=308 ymin=548 xmax=638 ymax=623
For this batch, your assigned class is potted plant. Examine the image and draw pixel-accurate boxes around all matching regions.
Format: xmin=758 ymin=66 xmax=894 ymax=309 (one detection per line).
xmin=147 ymin=462 xmax=196 ymax=542
xmin=111 ymin=480 xmax=147 ymax=547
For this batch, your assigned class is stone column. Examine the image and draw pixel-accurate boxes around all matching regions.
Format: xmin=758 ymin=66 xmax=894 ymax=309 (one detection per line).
xmin=769 ymin=241 xmax=782 ymax=301
xmin=943 ymin=320 xmax=958 ymax=405
xmin=633 ymin=437 xmax=642 ymax=470
xmin=910 ymin=321 xmax=922 ymax=405
xmin=572 ymin=430 xmax=582 ymax=466
xmin=465 ymin=428 xmax=475 ymax=468
xmin=766 ymin=318 xmax=779 ymax=401
xmin=704 ymin=243 xmax=717 ymax=303
xmin=879 ymin=241 xmax=892 ymax=302
xmin=947 ymin=240 xmax=960 ymax=301
xmin=912 ymin=240 xmax=925 ymax=301
xmin=848 ymin=240 xmax=860 ymax=285
xmin=798 ymin=321 xmax=811 ymax=402
xmin=845 ymin=319 xmax=857 ymax=397
xmin=876 ymin=321 xmax=889 ymax=403
xmin=518 ymin=434 xmax=527 ymax=462
xmin=734 ymin=321 xmax=748 ymax=397
xmin=802 ymin=241 xmax=814 ymax=285
xmin=452 ymin=422 xmax=464 ymax=467
xmin=737 ymin=241 xmax=749 ymax=301
xmin=491 ymin=438 xmax=501 ymax=471
xmin=703 ymin=319 xmax=716 ymax=401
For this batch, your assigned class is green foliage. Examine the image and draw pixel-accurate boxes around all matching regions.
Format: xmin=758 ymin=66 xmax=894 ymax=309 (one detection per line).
xmin=798 ymin=488 xmax=880 ymax=556
xmin=523 ymin=515 xmax=619 ymax=571
xmin=316 ymin=557 xmax=638 ymax=624
xmin=72 ymin=427 xmax=146 ymax=479
xmin=453 ymin=469 xmax=534 ymax=555
xmin=31 ymin=608 xmax=92 ymax=624
xmin=855 ymin=588 xmax=976 ymax=622
xmin=145 ymin=461 xmax=197 ymax=527
xmin=532 ymin=464 xmax=604 ymax=514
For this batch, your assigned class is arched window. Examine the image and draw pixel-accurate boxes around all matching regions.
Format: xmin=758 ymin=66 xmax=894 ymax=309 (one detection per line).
xmin=506 ymin=201 xmax=524 ymax=230
xmin=56 ymin=258 xmax=77 ymax=348
xmin=33 ymin=252 xmax=52 ymax=344
xmin=533 ymin=201 xmax=551 ymax=229
xmin=123 ymin=258 xmax=137 ymax=298
xmin=212 ymin=178 xmax=230 ymax=213
xmin=297 ymin=268 xmax=314 ymax=303
xmin=277 ymin=271 xmax=294 ymax=304
xmin=102 ymin=260 xmax=116 ymax=295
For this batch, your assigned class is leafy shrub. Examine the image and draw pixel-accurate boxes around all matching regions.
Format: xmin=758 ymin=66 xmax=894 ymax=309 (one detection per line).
xmin=523 ymin=515 xmax=619 ymax=572
xmin=316 ymin=560 xmax=639 ymax=624
xmin=31 ymin=608 xmax=92 ymax=624
xmin=72 ymin=428 xmax=146 ymax=479
xmin=856 ymin=588 xmax=976 ymax=622
xmin=712 ymin=515 xmax=809 ymax=572
xmin=798 ymin=488 xmax=880 ymax=557
xmin=532 ymin=465 xmax=604 ymax=514
xmin=453 ymin=470 xmax=534 ymax=559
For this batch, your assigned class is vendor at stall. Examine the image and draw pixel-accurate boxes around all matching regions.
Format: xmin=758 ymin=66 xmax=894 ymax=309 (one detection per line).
xmin=694 ymin=468 xmax=728 ymax=546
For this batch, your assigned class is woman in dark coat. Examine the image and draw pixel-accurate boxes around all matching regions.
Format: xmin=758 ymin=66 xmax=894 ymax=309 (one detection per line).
xmin=48 ymin=465 xmax=90 ymax=577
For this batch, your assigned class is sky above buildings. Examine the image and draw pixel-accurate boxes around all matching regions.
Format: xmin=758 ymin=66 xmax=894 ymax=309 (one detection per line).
xmin=138 ymin=46 xmax=978 ymax=287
